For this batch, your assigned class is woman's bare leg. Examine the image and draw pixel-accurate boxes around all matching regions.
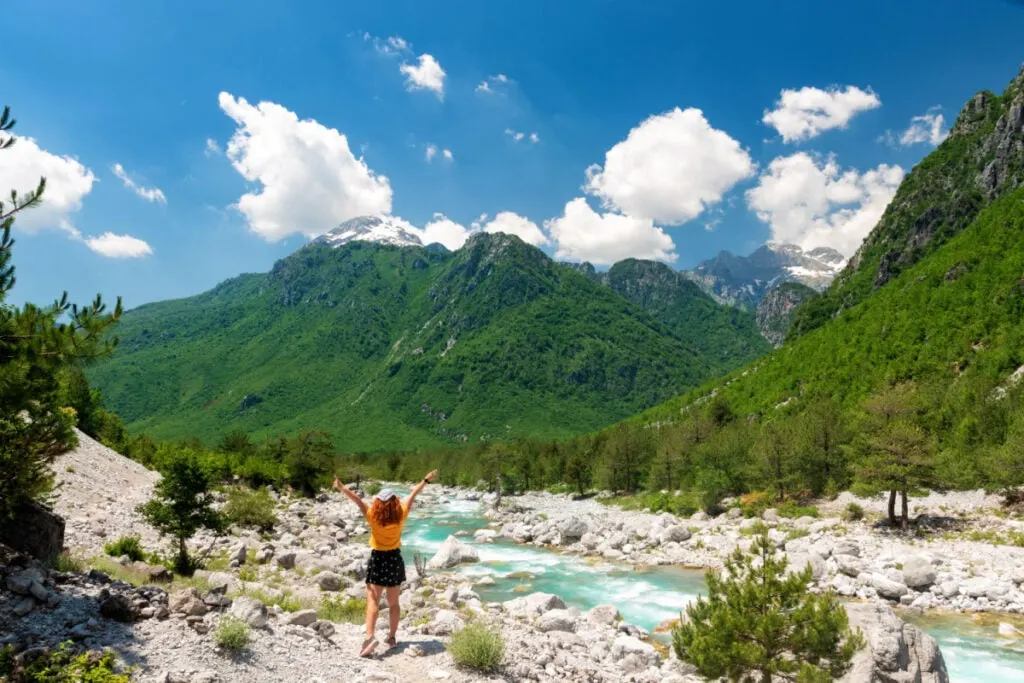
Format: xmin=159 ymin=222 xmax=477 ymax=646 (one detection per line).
xmin=365 ymin=584 xmax=383 ymax=640
xmin=386 ymin=586 xmax=401 ymax=641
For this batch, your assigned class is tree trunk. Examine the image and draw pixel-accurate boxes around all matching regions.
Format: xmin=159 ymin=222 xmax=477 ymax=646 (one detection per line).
xmin=887 ymin=489 xmax=897 ymax=526
xmin=901 ymin=489 xmax=909 ymax=530
xmin=177 ymin=537 xmax=189 ymax=574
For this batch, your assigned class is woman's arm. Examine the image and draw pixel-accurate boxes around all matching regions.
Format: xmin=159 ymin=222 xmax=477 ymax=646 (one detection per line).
xmin=404 ymin=470 xmax=439 ymax=512
xmin=332 ymin=477 xmax=369 ymax=515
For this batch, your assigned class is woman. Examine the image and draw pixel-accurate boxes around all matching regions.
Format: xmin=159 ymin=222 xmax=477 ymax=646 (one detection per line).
xmin=333 ymin=470 xmax=438 ymax=657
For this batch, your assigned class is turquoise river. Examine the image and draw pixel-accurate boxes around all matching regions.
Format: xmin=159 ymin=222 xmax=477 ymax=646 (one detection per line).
xmin=398 ymin=495 xmax=1024 ymax=682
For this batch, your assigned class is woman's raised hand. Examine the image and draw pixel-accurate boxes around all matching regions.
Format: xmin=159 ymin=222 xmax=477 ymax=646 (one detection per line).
xmin=425 ymin=470 xmax=439 ymax=482
xmin=332 ymin=476 xmax=343 ymax=491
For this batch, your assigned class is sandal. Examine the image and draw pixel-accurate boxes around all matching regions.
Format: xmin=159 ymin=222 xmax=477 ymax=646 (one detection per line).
xmin=384 ymin=635 xmax=398 ymax=651
xmin=359 ymin=637 xmax=378 ymax=657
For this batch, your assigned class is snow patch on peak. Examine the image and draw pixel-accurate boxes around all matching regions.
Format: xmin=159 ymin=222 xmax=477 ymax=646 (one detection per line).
xmin=314 ymin=215 xmax=424 ymax=248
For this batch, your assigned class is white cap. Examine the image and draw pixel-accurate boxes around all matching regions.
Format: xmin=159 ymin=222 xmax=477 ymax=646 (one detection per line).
xmin=374 ymin=488 xmax=397 ymax=502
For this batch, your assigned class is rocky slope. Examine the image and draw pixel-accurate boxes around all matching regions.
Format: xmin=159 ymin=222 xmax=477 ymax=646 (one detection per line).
xmin=89 ymin=233 xmax=764 ymax=451
xmin=754 ymin=281 xmax=818 ymax=347
xmin=792 ymin=63 xmax=1024 ymax=337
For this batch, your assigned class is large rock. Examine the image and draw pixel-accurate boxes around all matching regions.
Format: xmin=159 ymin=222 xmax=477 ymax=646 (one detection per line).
xmin=229 ymin=596 xmax=268 ymax=628
xmin=872 ymin=574 xmax=910 ymax=601
xmin=902 ymin=556 xmax=937 ymax=589
xmin=659 ymin=525 xmax=692 ymax=544
xmin=0 ymin=502 xmax=65 ymax=561
xmin=586 ymin=605 xmax=620 ymax=626
xmin=610 ymin=635 xmax=659 ymax=667
xmin=504 ymin=592 xmax=567 ymax=618
xmin=285 ymin=609 xmax=318 ymax=627
xmin=99 ymin=594 xmax=137 ymax=623
xmin=168 ymin=588 xmax=209 ymax=616
xmin=316 ymin=572 xmax=346 ymax=592
xmin=427 ymin=536 xmax=480 ymax=569
xmin=841 ymin=603 xmax=948 ymax=683
xmin=536 ymin=609 xmax=577 ymax=633
xmin=559 ymin=518 xmax=588 ymax=542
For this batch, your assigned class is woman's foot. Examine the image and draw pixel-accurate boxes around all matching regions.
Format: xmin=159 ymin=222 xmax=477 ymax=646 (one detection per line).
xmin=384 ymin=635 xmax=398 ymax=651
xmin=359 ymin=637 xmax=378 ymax=657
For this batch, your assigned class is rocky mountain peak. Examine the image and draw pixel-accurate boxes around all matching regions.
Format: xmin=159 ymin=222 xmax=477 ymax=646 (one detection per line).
xmin=313 ymin=215 xmax=423 ymax=249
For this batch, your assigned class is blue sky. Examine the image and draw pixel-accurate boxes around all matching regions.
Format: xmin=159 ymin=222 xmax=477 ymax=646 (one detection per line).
xmin=3 ymin=0 xmax=1023 ymax=309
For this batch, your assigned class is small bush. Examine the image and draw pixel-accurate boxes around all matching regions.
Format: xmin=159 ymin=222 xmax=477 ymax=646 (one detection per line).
xmin=104 ymin=536 xmax=145 ymax=562
xmin=364 ymin=481 xmax=382 ymax=496
xmin=223 ymin=487 xmax=278 ymax=531
xmin=447 ymin=622 xmax=505 ymax=673
xmin=214 ymin=617 xmax=251 ymax=653
xmin=16 ymin=643 xmax=131 ymax=682
xmin=47 ymin=552 xmax=84 ymax=573
xmin=842 ymin=503 xmax=865 ymax=522
xmin=776 ymin=501 xmax=820 ymax=519
xmin=317 ymin=595 xmax=365 ymax=624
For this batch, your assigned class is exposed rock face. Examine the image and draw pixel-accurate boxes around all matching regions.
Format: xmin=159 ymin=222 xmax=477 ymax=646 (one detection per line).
xmin=0 ymin=502 xmax=65 ymax=561
xmin=841 ymin=602 xmax=949 ymax=682
xmin=755 ymin=281 xmax=819 ymax=346
xmin=427 ymin=535 xmax=480 ymax=569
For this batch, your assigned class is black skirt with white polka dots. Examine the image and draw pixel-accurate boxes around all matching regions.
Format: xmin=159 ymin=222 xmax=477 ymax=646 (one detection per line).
xmin=365 ymin=549 xmax=406 ymax=587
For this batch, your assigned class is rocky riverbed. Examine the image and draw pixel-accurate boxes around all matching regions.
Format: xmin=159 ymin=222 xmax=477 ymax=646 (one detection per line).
xmin=9 ymin=430 xmax=1021 ymax=681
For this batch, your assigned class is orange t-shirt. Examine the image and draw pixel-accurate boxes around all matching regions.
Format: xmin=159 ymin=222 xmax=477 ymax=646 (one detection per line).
xmin=365 ymin=502 xmax=409 ymax=551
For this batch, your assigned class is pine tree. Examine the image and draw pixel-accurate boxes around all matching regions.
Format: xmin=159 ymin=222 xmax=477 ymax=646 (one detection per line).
xmin=0 ymin=105 xmax=122 ymax=522
xmin=753 ymin=423 xmax=796 ymax=502
xmin=673 ymin=524 xmax=863 ymax=682
xmin=138 ymin=454 xmax=224 ymax=574
xmin=851 ymin=383 xmax=936 ymax=529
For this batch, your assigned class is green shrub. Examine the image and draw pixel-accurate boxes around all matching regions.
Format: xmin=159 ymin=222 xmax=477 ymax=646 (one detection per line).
xmin=104 ymin=535 xmax=145 ymax=562
xmin=776 ymin=501 xmax=820 ymax=519
xmin=214 ymin=617 xmax=251 ymax=653
xmin=317 ymin=595 xmax=366 ymax=624
xmin=47 ymin=552 xmax=84 ymax=573
xmin=16 ymin=643 xmax=131 ymax=682
xmin=842 ymin=502 xmax=865 ymax=522
xmin=447 ymin=622 xmax=505 ymax=673
xmin=364 ymin=481 xmax=382 ymax=496
xmin=223 ymin=487 xmax=278 ymax=531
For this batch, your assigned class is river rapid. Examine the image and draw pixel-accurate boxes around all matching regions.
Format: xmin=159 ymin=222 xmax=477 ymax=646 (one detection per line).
xmin=400 ymin=495 xmax=1024 ymax=683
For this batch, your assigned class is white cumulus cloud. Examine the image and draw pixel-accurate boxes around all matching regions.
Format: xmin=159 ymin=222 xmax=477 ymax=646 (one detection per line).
xmin=400 ymin=54 xmax=445 ymax=98
xmin=425 ymin=145 xmax=453 ymax=163
xmin=84 ymin=232 xmax=153 ymax=258
xmin=425 ymin=144 xmax=438 ymax=162
xmin=420 ymin=213 xmax=470 ymax=250
xmin=218 ymin=92 xmax=393 ymax=242
xmin=583 ymin=107 xmax=754 ymax=225
xmin=442 ymin=148 xmax=453 ymax=161
xmin=363 ymin=33 xmax=411 ymax=56
xmin=898 ymin=107 xmax=949 ymax=147
xmin=204 ymin=138 xmax=221 ymax=156
xmin=476 ymin=73 xmax=510 ymax=94
xmin=745 ymin=151 xmax=904 ymax=256
xmin=112 ymin=163 xmax=167 ymax=204
xmin=763 ymin=85 xmax=881 ymax=143
xmin=505 ymin=128 xmax=538 ymax=143
xmin=473 ymin=211 xmax=548 ymax=246
xmin=544 ymin=198 xmax=677 ymax=266
xmin=0 ymin=136 xmax=95 ymax=234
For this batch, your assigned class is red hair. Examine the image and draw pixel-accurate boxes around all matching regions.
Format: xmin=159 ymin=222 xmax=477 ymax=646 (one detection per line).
xmin=370 ymin=497 xmax=403 ymax=527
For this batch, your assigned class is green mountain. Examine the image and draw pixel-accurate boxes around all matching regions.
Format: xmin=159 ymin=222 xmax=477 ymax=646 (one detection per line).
xmin=564 ymin=259 xmax=770 ymax=365
xmin=790 ymin=64 xmax=1024 ymax=338
xmin=88 ymin=232 xmax=767 ymax=451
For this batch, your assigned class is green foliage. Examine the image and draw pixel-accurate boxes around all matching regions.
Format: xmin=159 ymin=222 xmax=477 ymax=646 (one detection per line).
xmin=104 ymin=535 xmax=145 ymax=562
xmin=87 ymin=234 xmax=763 ymax=452
xmin=673 ymin=524 xmax=864 ymax=682
xmin=0 ymin=106 xmax=122 ymax=522
xmin=223 ymin=487 xmax=278 ymax=531
xmin=8 ymin=643 xmax=130 ymax=682
xmin=46 ymin=552 xmax=84 ymax=573
xmin=446 ymin=621 xmax=506 ymax=673
xmin=842 ymin=503 xmax=865 ymax=522
xmin=214 ymin=618 xmax=251 ymax=653
xmin=364 ymin=481 xmax=382 ymax=496
xmin=138 ymin=454 xmax=224 ymax=574
xmin=601 ymin=491 xmax=701 ymax=516
xmin=317 ymin=595 xmax=366 ymax=624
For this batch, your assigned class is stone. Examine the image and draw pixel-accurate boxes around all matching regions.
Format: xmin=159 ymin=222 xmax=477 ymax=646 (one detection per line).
xmin=841 ymin=603 xmax=948 ymax=683
xmin=559 ymin=518 xmax=588 ymax=542
xmin=580 ymin=532 xmax=600 ymax=550
xmin=690 ymin=511 xmax=709 ymax=522
xmin=762 ymin=508 xmax=780 ymax=522
xmin=788 ymin=552 xmax=826 ymax=581
xmin=872 ymin=574 xmax=910 ymax=601
xmin=276 ymin=552 xmax=297 ymax=570
xmin=312 ymin=620 xmax=335 ymax=637
xmin=228 ymin=596 xmax=268 ymax=628
xmin=610 ymin=635 xmax=659 ymax=667
xmin=503 ymin=592 xmax=567 ymax=618
xmin=168 ymin=588 xmax=208 ymax=616
xmin=0 ymin=501 xmax=65 ymax=560
xmin=537 ymin=609 xmax=577 ymax=633
xmin=427 ymin=535 xmax=480 ymax=569
xmin=586 ymin=604 xmax=620 ymax=626
xmin=28 ymin=580 xmax=48 ymax=602
xmin=286 ymin=609 xmax=318 ymax=627
xmin=130 ymin=562 xmax=172 ymax=584
xmin=902 ymin=556 xmax=937 ymax=589
xmin=100 ymin=594 xmax=137 ymax=623
xmin=473 ymin=529 xmax=497 ymax=543
xmin=230 ymin=544 xmax=247 ymax=565
xmin=430 ymin=609 xmax=465 ymax=636
xmin=5 ymin=571 xmax=37 ymax=596
xmin=836 ymin=554 xmax=863 ymax=577
xmin=961 ymin=577 xmax=993 ymax=598
xmin=316 ymin=572 xmax=346 ymax=592
xmin=12 ymin=597 xmax=35 ymax=617
xmin=998 ymin=622 xmax=1022 ymax=638
xmin=726 ymin=507 xmax=743 ymax=520
xmin=659 ymin=525 xmax=691 ymax=544
xmin=833 ymin=541 xmax=860 ymax=557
